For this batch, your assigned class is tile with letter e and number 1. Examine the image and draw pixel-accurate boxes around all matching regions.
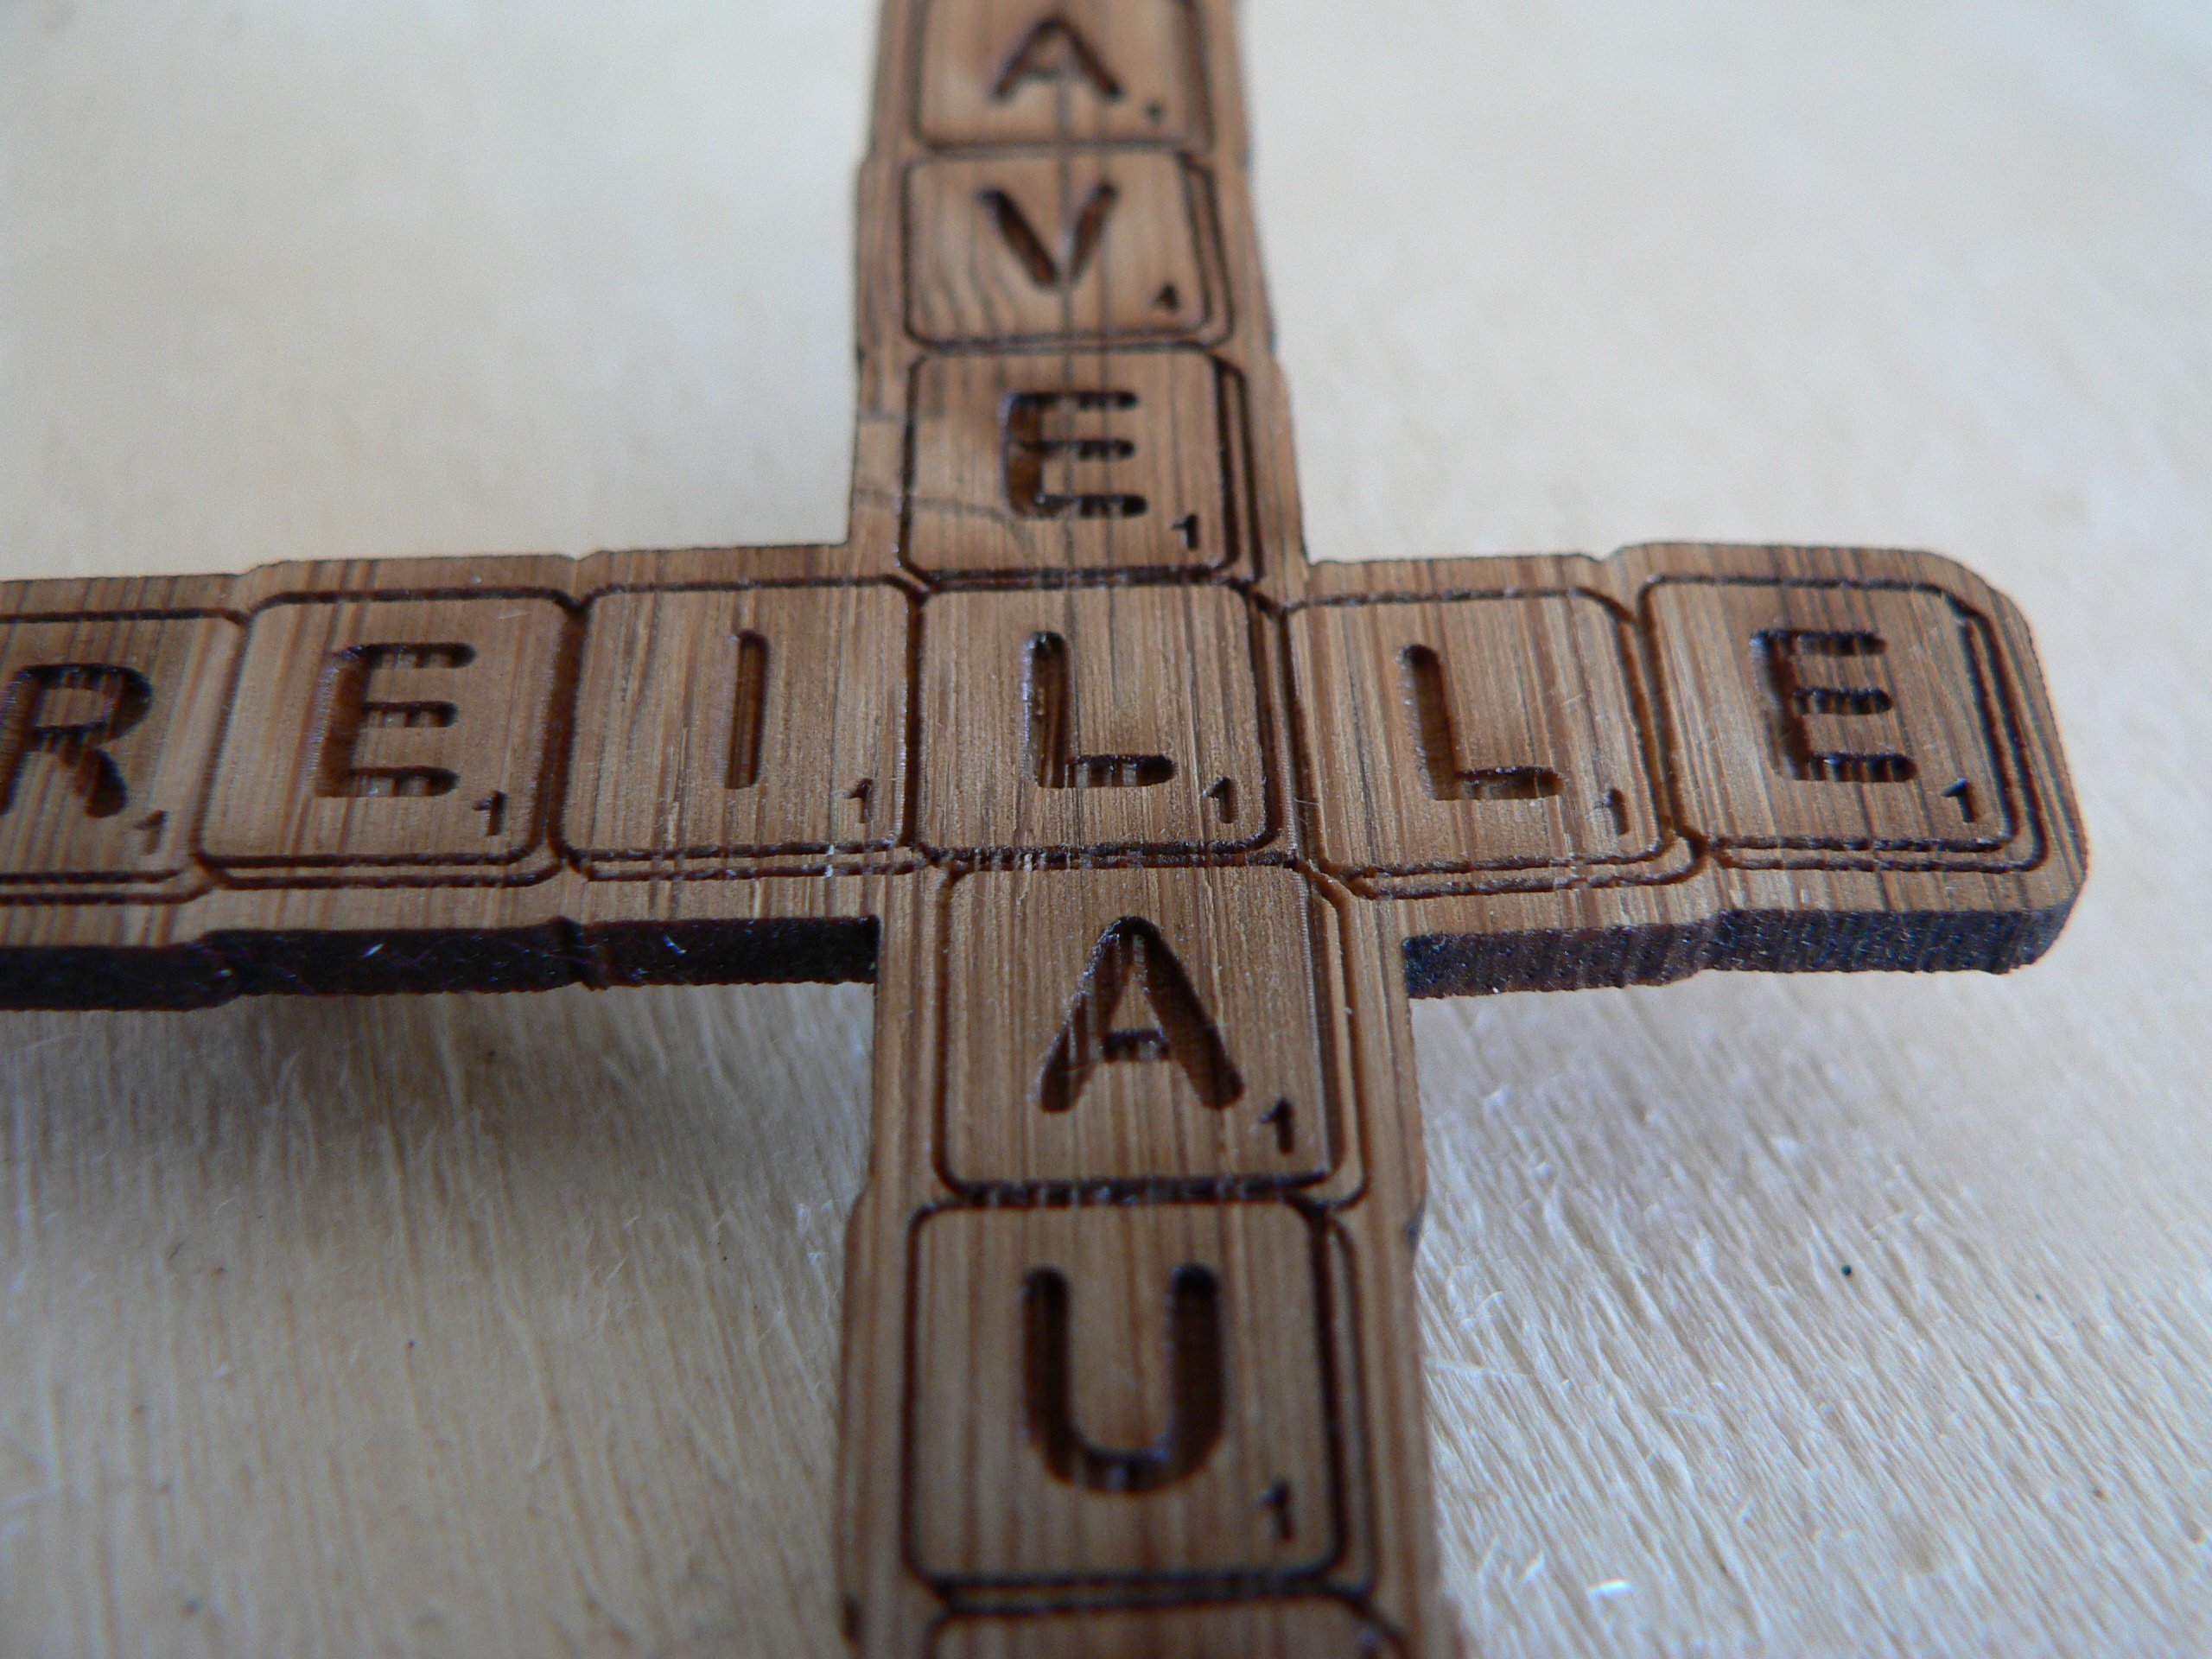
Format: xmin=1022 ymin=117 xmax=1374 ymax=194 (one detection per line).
xmin=905 ymin=347 xmax=1241 ymax=579
xmin=1644 ymin=576 xmax=2024 ymax=868
xmin=199 ymin=592 xmax=570 ymax=884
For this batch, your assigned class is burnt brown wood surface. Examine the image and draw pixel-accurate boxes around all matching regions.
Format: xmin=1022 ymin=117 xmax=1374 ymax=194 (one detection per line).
xmin=0 ymin=4 xmax=2085 ymax=1655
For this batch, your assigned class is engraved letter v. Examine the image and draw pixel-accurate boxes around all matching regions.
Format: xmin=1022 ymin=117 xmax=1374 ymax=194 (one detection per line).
xmin=980 ymin=181 xmax=1120 ymax=290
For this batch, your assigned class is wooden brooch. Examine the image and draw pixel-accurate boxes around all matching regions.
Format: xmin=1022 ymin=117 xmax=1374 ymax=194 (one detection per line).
xmin=0 ymin=3 xmax=2084 ymax=1655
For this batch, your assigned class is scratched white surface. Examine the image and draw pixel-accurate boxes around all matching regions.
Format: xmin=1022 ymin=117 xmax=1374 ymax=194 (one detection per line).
xmin=2 ymin=2 xmax=2208 ymax=1655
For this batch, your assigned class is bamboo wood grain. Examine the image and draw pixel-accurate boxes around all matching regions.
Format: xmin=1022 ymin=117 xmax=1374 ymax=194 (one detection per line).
xmin=0 ymin=3 xmax=2090 ymax=1655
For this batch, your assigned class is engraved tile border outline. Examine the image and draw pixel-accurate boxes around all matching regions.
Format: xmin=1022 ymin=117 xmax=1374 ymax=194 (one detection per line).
xmin=193 ymin=583 xmax=579 ymax=890
xmin=0 ymin=602 xmax=241 ymax=906
xmin=914 ymin=580 xmax=1286 ymax=863
xmin=559 ymin=577 xmax=924 ymax=877
xmin=897 ymin=346 xmax=1256 ymax=588
xmin=1275 ymin=582 xmax=1700 ymax=901
xmin=906 ymin=0 xmax=1213 ymax=156
xmin=1637 ymin=575 xmax=2049 ymax=875
xmin=182 ymin=576 xmax=929 ymax=892
xmin=925 ymin=1599 xmax=1397 ymax=1658
xmin=897 ymin=1194 xmax=1366 ymax=1603
xmin=927 ymin=863 xmax=1363 ymax=1202
xmin=899 ymin=147 xmax=1235 ymax=351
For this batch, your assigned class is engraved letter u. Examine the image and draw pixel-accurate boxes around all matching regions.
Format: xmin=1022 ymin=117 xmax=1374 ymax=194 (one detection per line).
xmin=1021 ymin=1263 xmax=1224 ymax=1495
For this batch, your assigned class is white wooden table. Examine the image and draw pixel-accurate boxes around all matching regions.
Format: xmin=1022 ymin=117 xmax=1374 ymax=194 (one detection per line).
xmin=3 ymin=3 xmax=2205 ymax=1653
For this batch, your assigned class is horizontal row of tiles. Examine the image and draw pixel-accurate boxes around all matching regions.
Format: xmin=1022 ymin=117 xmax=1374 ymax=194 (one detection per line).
xmin=0 ymin=566 xmax=2036 ymax=899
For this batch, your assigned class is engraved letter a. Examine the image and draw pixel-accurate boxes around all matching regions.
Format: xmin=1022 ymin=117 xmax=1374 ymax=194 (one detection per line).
xmin=1036 ymin=917 xmax=1243 ymax=1113
xmin=993 ymin=17 xmax=1124 ymax=104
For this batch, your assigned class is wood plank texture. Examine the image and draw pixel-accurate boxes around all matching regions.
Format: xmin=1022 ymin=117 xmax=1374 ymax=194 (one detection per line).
xmin=3 ymin=2 xmax=2180 ymax=1656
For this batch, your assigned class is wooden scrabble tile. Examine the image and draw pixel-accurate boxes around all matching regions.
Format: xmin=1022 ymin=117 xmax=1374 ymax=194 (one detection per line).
xmin=0 ymin=607 xmax=238 ymax=896
xmin=200 ymin=593 xmax=571 ymax=881
xmin=940 ymin=866 xmax=1342 ymax=1190
xmin=915 ymin=0 xmax=1204 ymax=148
xmin=918 ymin=584 xmax=1268 ymax=855
xmin=907 ymin=1200 xmax=1338 ymax=1585
xmin=0 ymin=3 xmax=2093 ymax=1652
xmin=1287 ymin=591 xmax=1669 ymax=886
xmin=563 ymin=583 xmax=911 ymax=874
xmin=930 ymin=1601 xmax=1382 ymax=1658
xmin=1644 ymin=577 xmax=2021 ymax=865
xmin=906 ymin=348 xmax=1238 ymax=578
xmin=905 ymin=150 xmax=1215 ymax=345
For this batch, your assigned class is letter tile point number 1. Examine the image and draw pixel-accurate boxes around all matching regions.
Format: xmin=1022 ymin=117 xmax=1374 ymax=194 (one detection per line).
xmin=0 ymin=5 xmax=2083 ymax=1656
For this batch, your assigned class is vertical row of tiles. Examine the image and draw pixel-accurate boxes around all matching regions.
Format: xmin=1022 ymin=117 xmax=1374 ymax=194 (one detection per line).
xmin=896 ymin=0 xmax=1243 ymax=583
xmin=871 ymin=5 xmax=1397 ymax=1655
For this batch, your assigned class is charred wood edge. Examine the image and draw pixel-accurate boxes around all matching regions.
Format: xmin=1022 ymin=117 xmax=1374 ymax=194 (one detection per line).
xmin=0 ymin=918 xmax=880 ymax=1010
xmin=1400 ymin=899 xmax=2076 ymax=999
xmin=0 ymin=896 xmax=2072 ymax=1011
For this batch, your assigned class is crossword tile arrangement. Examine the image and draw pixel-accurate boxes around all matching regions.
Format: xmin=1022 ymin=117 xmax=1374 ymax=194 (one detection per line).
xmin=0 ymin=3 xmax=2082 ymax=1654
